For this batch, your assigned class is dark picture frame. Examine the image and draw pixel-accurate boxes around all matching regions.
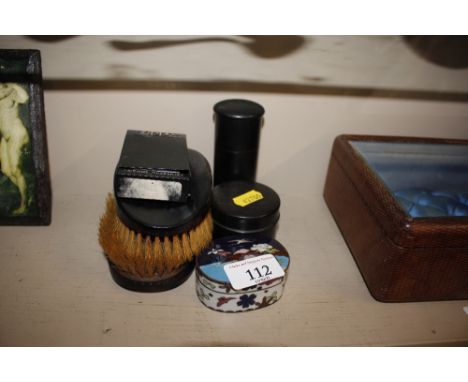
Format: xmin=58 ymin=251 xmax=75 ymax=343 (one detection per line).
xmin=0 ymin=49 xmax=51 ymax=225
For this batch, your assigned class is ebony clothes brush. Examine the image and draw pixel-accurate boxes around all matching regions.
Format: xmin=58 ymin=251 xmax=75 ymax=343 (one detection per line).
xmin=99 ymin=131 xmax=213 ymax=292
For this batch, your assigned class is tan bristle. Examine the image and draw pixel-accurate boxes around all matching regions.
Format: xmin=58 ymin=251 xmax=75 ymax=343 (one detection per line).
xmin=153 ymin=237 xmax=165 ymax=276
xmin=181 ymin=233 xmax=193 ymax=262
xmin=125 ymin=229 xmax=136 ymax=274
xmin=172 ymin=235 xmax=184 ymax=270
xmin=98 ymin=194 xmax=128 ymax=273
xmin=98 ymin=195 xmax=213 ymax=279
xmin=144 ymin=236 xmax=153 ymax=278
xmin=117 ymin=218 xmax=132 ymax=274
xmin=163 ymin=236 xmax=174 ymax=272
xmin=134 ymin=233 xmax=145 ymax=277
xmin=189 ymin=225 xmax=202 ymax=256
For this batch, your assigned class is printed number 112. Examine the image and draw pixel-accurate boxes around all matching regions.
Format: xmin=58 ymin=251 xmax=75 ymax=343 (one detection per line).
xmin=246 ymin=265 xmax=272 ymax=280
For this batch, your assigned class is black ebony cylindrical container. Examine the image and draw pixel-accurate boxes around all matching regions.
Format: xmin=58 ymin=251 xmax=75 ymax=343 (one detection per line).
xmin=213 ymin=99 xmax=265 ymax=185
xmin=211 ymin=181 xmax=280 ymax=239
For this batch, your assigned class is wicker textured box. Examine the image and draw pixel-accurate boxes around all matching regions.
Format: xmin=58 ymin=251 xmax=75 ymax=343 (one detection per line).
xmin=324 ymin=134 xmax=468 ymax=302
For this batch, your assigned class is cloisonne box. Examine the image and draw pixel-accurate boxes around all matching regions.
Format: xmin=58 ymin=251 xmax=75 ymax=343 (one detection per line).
xmin=324 ymin=135 xmax=468 ymax=302
xmin=196 ymin=236 xmax=290 ymax=312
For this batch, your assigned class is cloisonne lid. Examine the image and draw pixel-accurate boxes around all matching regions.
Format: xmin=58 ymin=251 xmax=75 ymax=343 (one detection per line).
xmin=213 ymin=99 xmax=265 ymax=151
xmin=196 ymin=235 xmax=290 ymax=291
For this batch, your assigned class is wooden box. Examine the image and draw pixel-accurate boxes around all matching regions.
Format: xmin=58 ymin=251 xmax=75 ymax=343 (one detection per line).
xmin=323 ymin=135 xmax=468 ymax=302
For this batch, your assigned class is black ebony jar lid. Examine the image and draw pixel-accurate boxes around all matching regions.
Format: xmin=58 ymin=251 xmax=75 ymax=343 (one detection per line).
xmin=212 ymin=181 xmax=280 ymax=235
xmin=214 ymin=99 xmax=265 ymax=151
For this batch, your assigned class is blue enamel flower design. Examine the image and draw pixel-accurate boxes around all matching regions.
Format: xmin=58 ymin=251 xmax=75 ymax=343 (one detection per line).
xmin=237 ymin=294 xmax=257 ymax=309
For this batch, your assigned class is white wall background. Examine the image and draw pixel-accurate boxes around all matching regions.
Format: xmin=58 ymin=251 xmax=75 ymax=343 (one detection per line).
xmin=2 ymin=35 xmax=468 ymax=92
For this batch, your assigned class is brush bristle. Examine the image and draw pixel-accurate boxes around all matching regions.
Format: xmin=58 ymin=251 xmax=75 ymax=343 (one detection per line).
xmin=99 ymin=194 xmax=212 ymax=278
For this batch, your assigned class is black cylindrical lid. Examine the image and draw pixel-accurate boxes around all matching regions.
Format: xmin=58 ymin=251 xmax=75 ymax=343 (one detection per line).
xmin=212 ymin=181 xmax=280 ymax=233
xmin=214 ymin=99 xmax=265 ymax=151
xmin=114 ymin=149 xmax=212 ymax=237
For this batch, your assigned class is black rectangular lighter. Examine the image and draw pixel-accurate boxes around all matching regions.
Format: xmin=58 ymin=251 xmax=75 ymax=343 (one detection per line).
xmin=115 ymin=130 xmax=191 ymax=202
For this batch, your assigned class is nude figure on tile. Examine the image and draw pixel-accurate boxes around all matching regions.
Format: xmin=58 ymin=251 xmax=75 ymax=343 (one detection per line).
xmin=0 ymin=83 xmax=30 ymax=214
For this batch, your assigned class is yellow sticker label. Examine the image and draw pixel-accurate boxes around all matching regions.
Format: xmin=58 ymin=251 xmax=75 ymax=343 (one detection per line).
xmin=232 ymin=190 xmax=264 ymax=207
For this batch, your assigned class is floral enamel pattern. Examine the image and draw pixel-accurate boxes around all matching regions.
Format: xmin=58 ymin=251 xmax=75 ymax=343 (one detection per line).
xmin=195 ymin=235 xmax=290 ymax=313
xmin=196 ymin=278 xmax=286 ymax=313
xmin=217 ymin=297 xmax=235 ymax=307
xmin=237 ymin=294 xmax=257 ymax=308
